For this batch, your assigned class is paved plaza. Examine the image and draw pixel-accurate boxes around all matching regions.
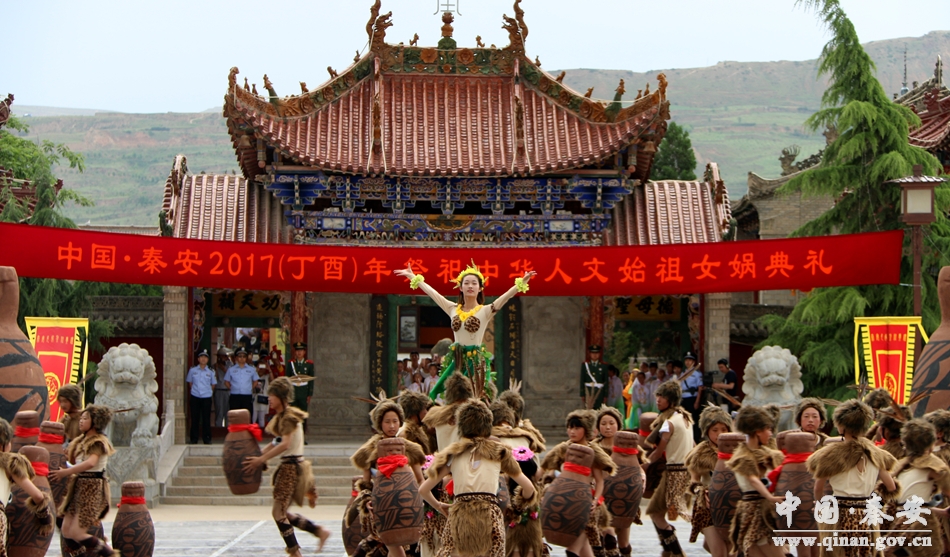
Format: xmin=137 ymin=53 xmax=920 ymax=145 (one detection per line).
xmin=43 ymin=504 xmax=704 ymax=557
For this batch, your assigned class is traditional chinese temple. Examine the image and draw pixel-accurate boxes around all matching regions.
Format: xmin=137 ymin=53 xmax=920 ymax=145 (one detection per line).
xmin=159 ymin=1 xmax=733 ymax=439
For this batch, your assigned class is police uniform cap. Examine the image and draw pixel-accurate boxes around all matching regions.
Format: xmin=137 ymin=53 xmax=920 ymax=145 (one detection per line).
xmin=683 ymin=351 xmax=697 ymax=361
xmin=293 ymin=342 xmax=308 ymax=351
xmin=197 ymin=349 xmax=210 ymax=359
xmin=588 ymin=344 xmax=602 ymax=352
xmin=235 ymin=347 xmax=248 ymax=356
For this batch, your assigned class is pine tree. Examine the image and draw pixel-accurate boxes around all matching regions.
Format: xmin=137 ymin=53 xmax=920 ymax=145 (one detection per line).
xmin=759 ymin=0 xmax=948 ymax=397
xmin=651 ymin=122 xmax=697 ymax=180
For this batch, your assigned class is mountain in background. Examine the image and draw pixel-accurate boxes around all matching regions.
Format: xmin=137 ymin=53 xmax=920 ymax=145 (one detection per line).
xmin=10 ymin=31 xmax=949 ymax=225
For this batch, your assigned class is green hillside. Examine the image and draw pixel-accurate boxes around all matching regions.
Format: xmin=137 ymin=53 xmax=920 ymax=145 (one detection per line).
xmin=9 ymin=31 xmax=949 ymax=225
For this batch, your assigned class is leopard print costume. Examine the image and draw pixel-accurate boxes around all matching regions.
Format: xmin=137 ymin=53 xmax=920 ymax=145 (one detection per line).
xmin=437 ymin=493 xmax=504 ymax=557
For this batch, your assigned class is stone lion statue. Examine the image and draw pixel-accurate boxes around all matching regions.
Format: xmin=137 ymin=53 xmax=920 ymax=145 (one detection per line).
xmin=95 ymin=343 xmax=159 ymax=447
xmin=741 ymin=345 xmax=804 ymax=431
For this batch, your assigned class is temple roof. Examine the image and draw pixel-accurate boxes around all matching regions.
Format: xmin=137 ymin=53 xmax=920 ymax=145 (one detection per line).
xmin=161 ymin=155 xmax=262 ymax=242
xmin=908 ymin=90 xmax=950 ymax=150
xmin=607 ymin=163 xmax=731 ymax=246
xmin=224 ymin=2 xmax=669 ymax=182
xmin=0 ymin=167 xmax=63 ymax=216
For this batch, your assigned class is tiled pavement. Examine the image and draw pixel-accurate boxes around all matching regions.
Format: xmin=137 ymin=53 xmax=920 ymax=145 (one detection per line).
xmin=43 ymin=505 xmax=706 ymax=557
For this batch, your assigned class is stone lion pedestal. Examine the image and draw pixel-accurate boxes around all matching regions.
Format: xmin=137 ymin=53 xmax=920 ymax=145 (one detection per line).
xmin=95 ymin=343 xmax=161 ymax=505
xmin=741 ymin=345 xmax=804 ymax=431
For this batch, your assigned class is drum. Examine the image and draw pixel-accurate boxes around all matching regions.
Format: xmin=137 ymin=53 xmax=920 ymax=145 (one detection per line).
xmin=6 ymin=446 xmax=52 ymax=557
xmin=709 ymin=432 xmax=744 ymax=532
xmin=373 ymin=438 xmax=423 ymax=547
xmin=774 ymin=432 xmax=817 ymax=531
xmin=36 ymin=421 xmax=67 ymax=510
xmin=541 ymin=444 xmax=594 ymax=547
xmin=0 ymin=268 xmax=49 ymax=424
xmin=603 ymin=431 xmax=643 ymax=528
xmin=222 ymin=409 xmax=262 ymax=495
xmin=111 ymin=481 xmax=155 ymax=557
xmin=11 ymin=411 xmax=39 ymax=452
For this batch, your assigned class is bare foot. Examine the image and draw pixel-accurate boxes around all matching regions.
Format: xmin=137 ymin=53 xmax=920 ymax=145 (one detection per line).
xmin=316 ymin=528 xmax=330 ymax=553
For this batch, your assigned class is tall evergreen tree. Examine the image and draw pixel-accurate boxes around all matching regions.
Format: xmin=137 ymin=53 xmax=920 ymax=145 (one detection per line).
xmin=759 ymin=0 xmax=948 ymax=397
xmin=651 ymin=122 xmax=697 ymax=180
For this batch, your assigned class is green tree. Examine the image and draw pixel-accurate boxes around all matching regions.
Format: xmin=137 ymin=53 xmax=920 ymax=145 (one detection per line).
xmin=651 ymin=122 xmax=697 ymax=180
xmin=0 ymin=115 xmax=114 ymax=350
xmin=759 ymin=0 xmax=948 ymax=397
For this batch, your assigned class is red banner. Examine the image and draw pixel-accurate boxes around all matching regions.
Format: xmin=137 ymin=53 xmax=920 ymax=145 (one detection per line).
xmin=854 ymin=317 xmax=924 ymax=405
xmin=0 ymin=223 xmax=901 ymax=296
xmin=25 ymin=318 xmax=89 ymax=421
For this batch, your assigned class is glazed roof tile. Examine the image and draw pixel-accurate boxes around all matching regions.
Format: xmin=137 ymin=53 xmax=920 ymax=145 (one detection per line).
xmin=162 ymin=155 xmax=260 ymax=242
xmin=908 ymin=91 xmax=950 ymax=150
xmin=223 ymin=13 xmax=669 ymax=181
xmin=608 ymin=163 xmax=731 ymax=246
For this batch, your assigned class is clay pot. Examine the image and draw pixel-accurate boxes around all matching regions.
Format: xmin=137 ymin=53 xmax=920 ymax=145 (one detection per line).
xmin=709 ymin=433 xmax=744 ymax=531
xmin=343 ymin=476 xmax=365 ymax=557
xmin=12 ymin=410 xmax=39 ymax=452
xmin=913 ymin=267 xmax=950 ymax=416
xmin=603 ymin=431 xmax=643 ymax=529
xmin=222 ymin=409 xmax=262 ymax=495
xmin=373 ymin=438 xmax=423 ymax=547
xmin=112 ymin=482 xmax=155 ymax=557
xmin=0 ymin=268 xmax=49 ymax=424
xmin=774 ymin=432 xmax=817 ymax=531
xmin=775 ymin=430 xmax=788 ymax=452
xmin=36 ymin=421 xmax=67 ymax=510
xmin=6 ymin=446 xmax=52 ymax=557
xmin=639 ymin=412 xmax=658 ymax=444
xmin=541 ymin=444 xmax=594 ymax=547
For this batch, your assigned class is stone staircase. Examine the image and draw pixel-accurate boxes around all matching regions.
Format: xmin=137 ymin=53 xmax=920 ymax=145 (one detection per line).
xmin=160 ymin=442 xmax=361 ymax=506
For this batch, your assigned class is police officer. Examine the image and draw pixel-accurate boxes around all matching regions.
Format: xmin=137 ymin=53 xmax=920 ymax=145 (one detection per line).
xmin=287 ymin=342 xmax=314 ymax=440
xmin=579 ymin=344 xmax=608 ymax=408
xmin=186 ymin=349 xmax=216 ymax=444
xmin=213 ymin=346 xmax=232 ymax=427
xmin=678 ymin=351 xmax=704 ymax=443
xmin=224 ymin=347 xmax=259 ymax=416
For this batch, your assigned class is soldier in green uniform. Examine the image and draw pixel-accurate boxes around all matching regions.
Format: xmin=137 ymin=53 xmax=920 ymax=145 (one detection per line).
xmin=287 ymin=342 xmax=314 ymax=440
xmin=580 ymin=344 xmax=608 ymax=409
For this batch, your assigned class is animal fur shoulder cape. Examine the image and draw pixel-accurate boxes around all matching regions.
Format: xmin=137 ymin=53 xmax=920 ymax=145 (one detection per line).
xmin=0 ymin=452 xmax=34 ymax=482
xmin=427 ymin=437 xmax=521 ymax=479
xmin=399 ymin=420 xmax=432 ymax=455
xmin=519 ymin=419 xmax=547 ymax=448
xmin=491 ymin=424 xmax=546 ymax=452
xmin=686 ymin=440 xmax=719 ymax=478
xmin=727 ymin=443 xmax=784 ymax=478
xmin=539 ymin=440 xmax=615 ymax=475
xmin=350 ymin=434 xmax=427 ymax=471
xmin=806 ymin=437 xmax=897 ymax=479
xmin=893 ymin=453 xmax=950 ymax=494
xmin=882 ymin=439 xmax=906 ymax=461
xmin=422 ymin=403 xmax=460 ymax=429
xmin=266 ymin=406 xmax=308 ymax=438
xmin=66 ymin=432 xmax=116 ymax=463
xmin=934 ymin=444 xmax=950 ymax=467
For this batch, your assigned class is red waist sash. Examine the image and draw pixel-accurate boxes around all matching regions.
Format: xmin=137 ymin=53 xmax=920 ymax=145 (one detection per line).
xmin=14 ymin=427 xmax=39 ymax=438
xmin=612 ymin=446 xmax=639 ymax=455
xmin=767 ymin=452 xmax=812 ymax=492
xmin=118 ymin=496 xmax=146 ymax=507
xmin=38 ymin=433 xmax=64 ymax=444
xmin=31 ymin=462 xmax=49 ymax=477
xmin=563 ymin=462 xmax=592 ymax=476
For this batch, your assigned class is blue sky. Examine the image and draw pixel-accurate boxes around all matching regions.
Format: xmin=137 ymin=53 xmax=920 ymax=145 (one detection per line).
xmin=5 ymin=0 xmax=948 ymax=113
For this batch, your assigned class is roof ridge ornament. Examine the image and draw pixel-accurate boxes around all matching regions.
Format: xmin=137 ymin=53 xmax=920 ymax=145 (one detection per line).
xmin=366 ymin=0 xmax=393 ymax=52
xmin=502 ymin=0 xmax=528 ymax=54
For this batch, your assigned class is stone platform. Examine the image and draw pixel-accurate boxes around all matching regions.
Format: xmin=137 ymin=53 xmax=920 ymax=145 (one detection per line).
xmin=43 ymin=504 xmax=705 ymax=557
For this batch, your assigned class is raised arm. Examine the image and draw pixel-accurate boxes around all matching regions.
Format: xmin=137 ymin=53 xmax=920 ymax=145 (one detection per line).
xmin=394 ymin=266 xmax=456 ymax=314
xmin=490 ymin=271 xmax=537 ymax=312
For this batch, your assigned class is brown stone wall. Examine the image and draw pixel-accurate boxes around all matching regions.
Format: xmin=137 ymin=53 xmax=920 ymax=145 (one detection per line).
xmin=306 ymin=293 xmax=372 ymax=438
xmin=704 ymin=292 xmax=731 ymax=369
xmin=521 ymin=297 xmax=585 ymax=432
xmin=162 ymin=286 xmax=188 ymax=442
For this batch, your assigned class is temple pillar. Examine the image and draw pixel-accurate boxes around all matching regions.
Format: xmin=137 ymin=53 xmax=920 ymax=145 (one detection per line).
xmin=703 ymin=292 xmax=731 ymax=372
xmin=307 ymin=293 xmax=371 ymax=438
xmin=291 ymin=291 xmax=307 ymax=344
xmin=521 ymin=297 xmax=585 ymax=435
xmin=162 ymin=286 xmax=188 ymax=442
xmin=588 ymin=296 xmax=604 ymax=350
